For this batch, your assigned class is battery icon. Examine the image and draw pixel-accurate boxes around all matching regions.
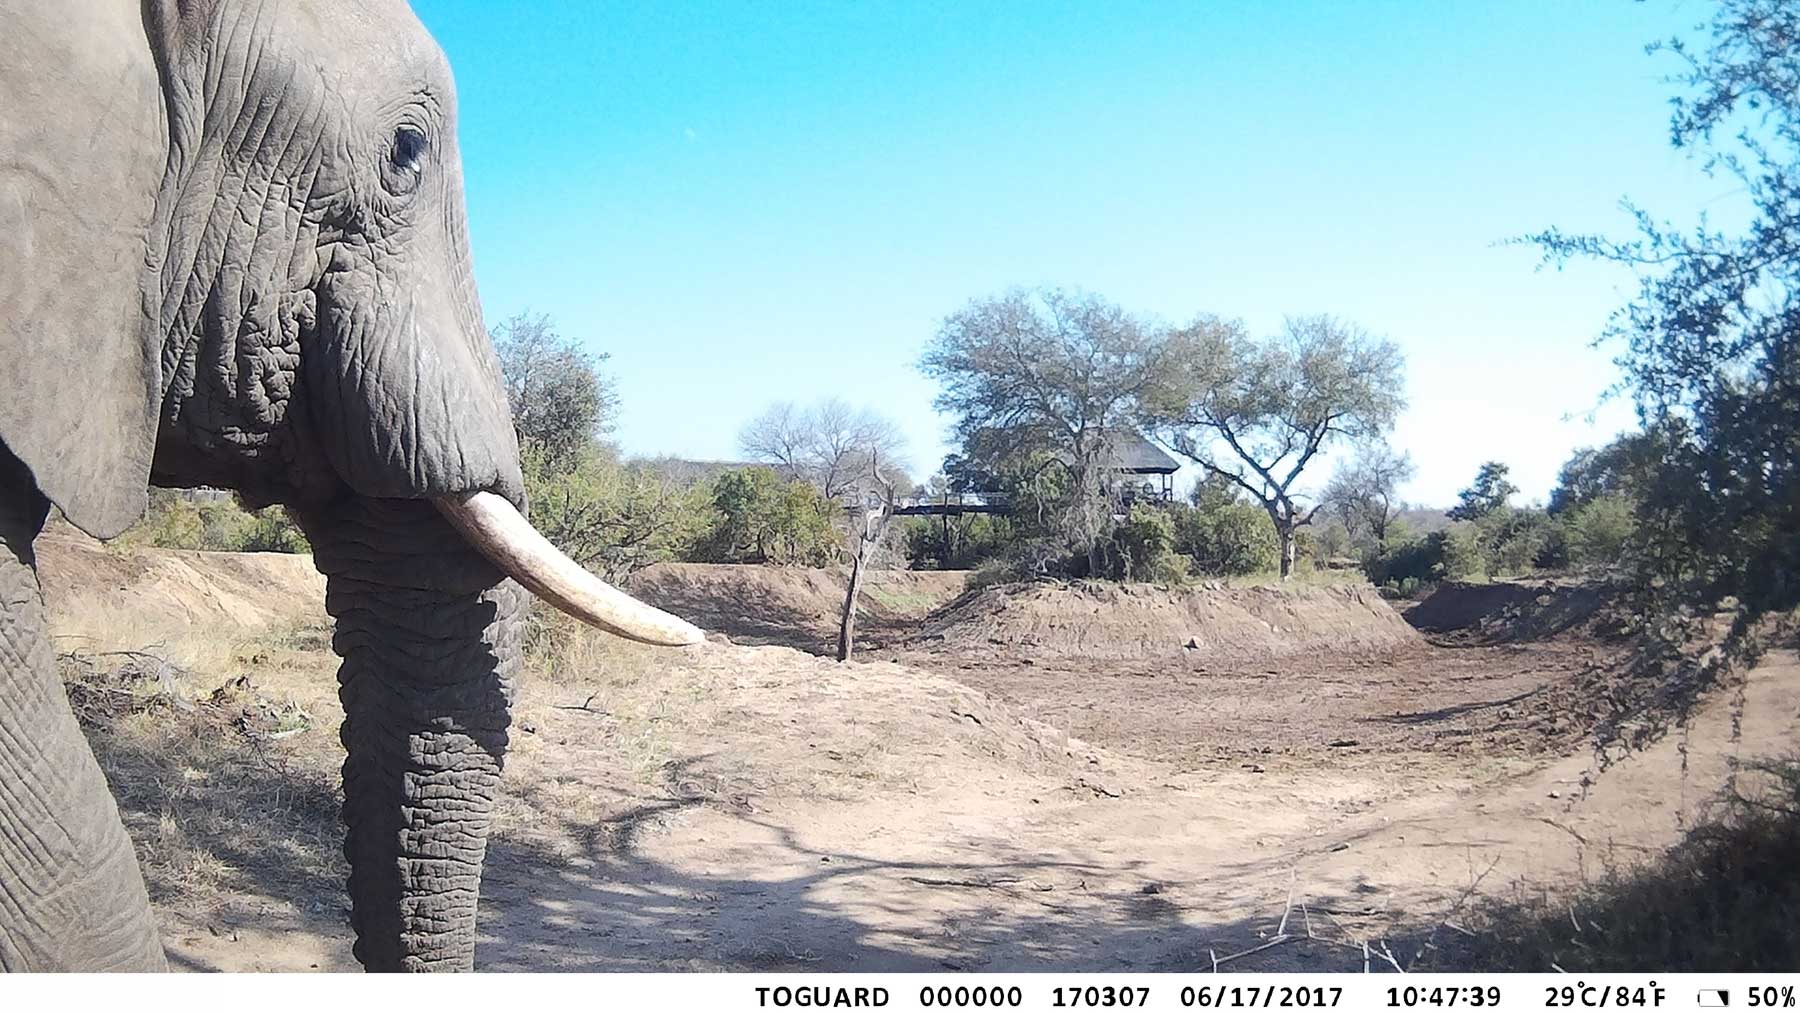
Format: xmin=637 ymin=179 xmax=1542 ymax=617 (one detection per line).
xmin=1700 ymin=991 xmax=1731 ymax=1008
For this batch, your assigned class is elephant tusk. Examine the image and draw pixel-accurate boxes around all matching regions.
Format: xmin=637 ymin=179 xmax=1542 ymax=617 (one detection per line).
xmin=434 ymin=490 xmax=706 ymax=647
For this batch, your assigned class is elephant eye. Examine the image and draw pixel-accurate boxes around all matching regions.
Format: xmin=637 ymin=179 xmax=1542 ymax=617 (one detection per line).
xmin=384 ymin=126 xmax=428 ymax=195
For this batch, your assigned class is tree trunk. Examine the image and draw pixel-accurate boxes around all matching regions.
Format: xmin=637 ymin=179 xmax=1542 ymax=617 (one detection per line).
xmin=298 ymin=497 xmax=525 ymax=972
xmin=1278 ymin=524 xmax=1297 ymax=580
xmin=838 ymin=524 xmax=871 ymax=662
xmin=0 ymin=459 xmax=165 ymax=971
xmin=838 ymin=507 xmax=882 ymax=659
xmin=940 ymin=509 xmax=951 ymax=567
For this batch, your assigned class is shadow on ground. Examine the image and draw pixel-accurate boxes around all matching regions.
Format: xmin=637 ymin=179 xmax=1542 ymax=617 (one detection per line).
xmin=473 ymin=760 xmax=1436 ymax=973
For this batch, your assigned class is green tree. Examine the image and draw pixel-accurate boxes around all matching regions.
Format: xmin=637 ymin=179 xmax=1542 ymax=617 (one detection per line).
xmin=1144 ymin=314 xmax=1406 ymax=579
xmin=1547 ymin=429 xmax=1669 ymax=515
xmin=492 ymin=312 xmax=618 ymax=473
xmin=1529 ymin=0 xmax=1800 ymax=631
xmin=698 ymin=467 xmax=839 ymax=566
xmin=921 ymin=287 xmax=1177 ymax=571
xmin=1366 ymin=526 xmax=1443 ymax=591
xmin=1439 ymin=524 xmax=1487 ymax=582
xmin=1446 ymin=462 xmax=1518 ymax=522
xmin=1477 ymin=507 xmax=1557 ymax=576
xmin=902 ymin=513 xmax=1016 ymax=570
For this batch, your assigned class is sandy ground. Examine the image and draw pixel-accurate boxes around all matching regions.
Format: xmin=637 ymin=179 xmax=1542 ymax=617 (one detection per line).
xmin=32 ymin=534 xmax=1798 ymax=972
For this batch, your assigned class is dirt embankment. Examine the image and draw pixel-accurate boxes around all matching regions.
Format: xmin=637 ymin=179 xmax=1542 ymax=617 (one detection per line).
xmin=1404 ymin=579 xmax=1625 ymax=644
xmin=625 ymin=562 xmax=968 ymax=653
xmin=906 ymin=579 xmax=1422 ymax=664
xmin=34 ymin=530 xmax=325 ymax=647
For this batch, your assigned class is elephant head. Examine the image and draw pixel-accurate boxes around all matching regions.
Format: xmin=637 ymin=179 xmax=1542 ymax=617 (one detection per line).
xmin=0 ymin=0 xmax=700 ymax=971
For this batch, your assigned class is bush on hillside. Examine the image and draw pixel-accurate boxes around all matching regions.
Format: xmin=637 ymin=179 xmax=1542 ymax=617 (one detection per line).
xmin=1172 ymin=500 xmax=1280 ymax=577
xmin=1477 ymin=507 xmax=1560 ymax=576
xmin=902 ymin=513 xmax=1016 ymax=570
xmin=1563 ymin=493 xmax=1637 ymax=571
xmin=1100 ymin=505 xmax=1189 ymax=583
xmin=119 ymin=490 xmax=308 ymax=553
xmin=693 ymin=466 xmax=840 ymax=566
xmin=524 ymin=445 xmax=714 ymax=581
xmin=1439 ymin=524 xmax=1486 ymax=581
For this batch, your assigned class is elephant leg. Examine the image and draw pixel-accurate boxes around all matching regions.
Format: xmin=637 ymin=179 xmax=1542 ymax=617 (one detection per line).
xmin=298 ymin=498 xmax=524 ymax=972
xmin=0 ymin=455 xmax=165 ymax=971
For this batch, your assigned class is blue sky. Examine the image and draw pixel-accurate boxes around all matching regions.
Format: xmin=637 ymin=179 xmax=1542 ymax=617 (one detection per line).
xmin=416 ymin=0 xmax=1729 ymax=507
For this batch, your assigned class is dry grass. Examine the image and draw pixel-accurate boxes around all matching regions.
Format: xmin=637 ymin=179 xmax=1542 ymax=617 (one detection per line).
xmin=60 ymin=624 xmax=348 ymax=923
xmin=861 ymin=582 xmax=949 ymax=615
xmin=1433 ymin=756 xmax=1800 ymax=971
xmin=1219 ymin=567 xmax=1373 ymax=590
xmin=519 ymin=606 xmax=675 ymax=687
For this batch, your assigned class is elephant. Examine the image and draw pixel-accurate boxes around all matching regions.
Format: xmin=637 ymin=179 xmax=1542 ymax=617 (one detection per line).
xmin=0 ymin=0 xmax=704 ymax=971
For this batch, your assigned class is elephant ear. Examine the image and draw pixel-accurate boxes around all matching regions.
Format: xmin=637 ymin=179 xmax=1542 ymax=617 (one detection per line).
xmin=0 ymin=3 xmax=169 ymax=538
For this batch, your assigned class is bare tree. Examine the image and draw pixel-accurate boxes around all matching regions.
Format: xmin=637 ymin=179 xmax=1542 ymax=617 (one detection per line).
xmin=738 ymin=398 xmax=908 ymax=499
xmin=1145 ymin=314 xmax=1405 ymax=579
xmin=920 ymin=287 xmax=1176 ymax=569
xmin=1321 ymin=441 xmax=1415 ymax=550
xmin=837 ymin=452 xmax=898 ymax=662
xmin=737 ymin=401 xmax=810 ymax=480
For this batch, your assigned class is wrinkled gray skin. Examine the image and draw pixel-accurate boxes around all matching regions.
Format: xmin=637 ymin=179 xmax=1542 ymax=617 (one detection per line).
xmin=0 ymin=0 xmax=536 ymax=970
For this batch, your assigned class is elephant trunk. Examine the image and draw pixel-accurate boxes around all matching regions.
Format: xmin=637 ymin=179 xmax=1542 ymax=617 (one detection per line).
xmin=298 ymin=498 xmax=525 ymax=972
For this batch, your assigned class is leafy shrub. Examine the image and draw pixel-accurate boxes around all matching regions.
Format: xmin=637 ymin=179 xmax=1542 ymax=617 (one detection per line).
xmin=119 ymin=490 xmax=308 ymax=553
xmin=1439 ymin=524 xmax=1487 ymax=581
xmin=1172 ymin=500 xmax=1280 ymax=577
xmin=694 ymin=466 xmax=839 ymax=566
xmin=966 ymin=558 xmax=1019 ymax=593
xmin=1367 ymin=531 xmax=1442 ymax=586
xmin=1102 ymin=505 xmax=1189 ymax=583
xmin=902 ymin=513 xmax=1016 ymax=570
xmin=123 ymin=491 xmax=203 ymax=549
xmin=1563 ymin=493 xmax=1637 ymax=570
xmin=524 ymin=445 xmax=713 ymax=580
xmin=235 ymin=510 xmax=309 ymax=553
xmin=1379 ymin=575 xmax=1435 ymax=600
xmin=1477 ymin=507 xmax=1559 ymax=576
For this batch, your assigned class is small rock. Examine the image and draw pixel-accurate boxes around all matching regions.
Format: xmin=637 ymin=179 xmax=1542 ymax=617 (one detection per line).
xmin=1242 ymin=763 xmax=1265 ymax=774
xmin=1330 ymin=842 xmax=1351 ymax=853
xmin=1184 ymin=636 xmax=1203 ymax=650
xmin=519 ymin=720 xmax=538 ymax=734
xmin=1078 ymin=775 xmax=1125 ymax=798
